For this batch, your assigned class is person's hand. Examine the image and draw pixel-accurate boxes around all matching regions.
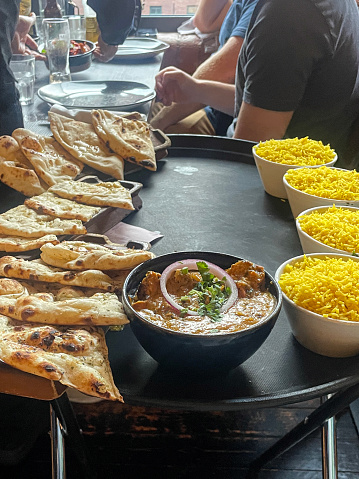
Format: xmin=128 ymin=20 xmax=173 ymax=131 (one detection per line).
xmin=155 ymin=67 xmax=199 ymax=107
xmin=93 ymin=34 xmax=118 ymax=63
xmin=11 ymin=13 xmax=46 ymax=60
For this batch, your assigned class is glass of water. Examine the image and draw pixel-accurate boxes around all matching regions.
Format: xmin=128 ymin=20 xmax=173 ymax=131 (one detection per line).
xmin=10 ymin=54 xmax=35 ymax=105
xmin=43 ymin=17 xmax=71 ymax=84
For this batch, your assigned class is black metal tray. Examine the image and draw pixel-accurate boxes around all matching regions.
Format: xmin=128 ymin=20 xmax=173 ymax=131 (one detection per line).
xmin=105 ymin=134 xmax=359 ymax=411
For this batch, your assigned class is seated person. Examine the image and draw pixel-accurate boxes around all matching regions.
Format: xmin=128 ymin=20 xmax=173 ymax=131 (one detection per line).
xmin=154 ymin=0 xmax=359 ymax=166
xmin=150 ymin=0 xmax=258 ymax=136
xmin=88 ymin=0 xmax=142 ymax=62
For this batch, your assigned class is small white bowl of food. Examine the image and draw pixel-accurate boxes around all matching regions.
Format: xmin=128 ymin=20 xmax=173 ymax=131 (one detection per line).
xmin=252 ymin=137 xmax=337 ymax=199
xmin=276 ymin=253 xmax=359 ymax=357
xmin=283 ymin=166 xmax=359 ymax=217
xmin=296 ymin=205 xmax=359 ymax=255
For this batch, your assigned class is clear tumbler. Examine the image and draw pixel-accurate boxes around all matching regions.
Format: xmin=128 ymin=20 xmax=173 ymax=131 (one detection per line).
xmin=43 ymin=17 xmax=71 ymax=83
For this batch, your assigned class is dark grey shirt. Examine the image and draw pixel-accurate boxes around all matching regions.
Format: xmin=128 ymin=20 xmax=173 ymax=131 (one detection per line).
xmin=235 ymin=0 xmax=359 ymax=163
xmin=0 ymin=0 xmax=20 ymax=89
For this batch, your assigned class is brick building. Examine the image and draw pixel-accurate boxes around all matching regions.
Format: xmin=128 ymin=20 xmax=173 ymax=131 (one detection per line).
xmin=142 ymin=0 xmax=199 ymax=16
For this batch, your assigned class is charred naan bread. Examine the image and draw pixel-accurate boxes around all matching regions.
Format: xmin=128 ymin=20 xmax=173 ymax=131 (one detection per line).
xmin=12 ymin=128 xmax=84 ymax=186
xmin=0 ymin=289 xmax=129 ymax=326
xmin=40 ymin=241 xmax=154 ymax=270
xmin=0 ymin=135 xmax=47 ymax=196
xmin=0 ymin=205 xmax=86 ymax=238
xmin=0 ymin=314 xmax=123 ymax=401
xmin=48 ymin=179 xmax=134 ymax=210
xmin=25 ymin=191 xmax=101 ymax=222
xmin=92 ymin=109 xmax=157 ymax=171
xmin=49 ymin=112 xmax=125 ymax=180
xmin=0 ymin=233 xmax=59 ymax=252
xmin=0 ymin=256 xmax=117 ymax=291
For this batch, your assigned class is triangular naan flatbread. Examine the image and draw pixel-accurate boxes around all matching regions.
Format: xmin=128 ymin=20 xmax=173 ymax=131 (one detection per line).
xmin=24 ymin=191 xmax=101 ymax=222
xmin=48 ymin=179 xmax=134 ymax=209
xmin=12 ymin=128 xmax=84 ymax=186
xmin=40 ymin=240 xmax=155 ymax=270
xmin=0 ymin=205 xmax=86 ymax=238
xmin=49 ymin=112 xmax=124 ymax=180
xmin=0 ymin=314 xmax=123 ymax=401
xmin=0 ymin=256 xmax=116 ymax=291
xmin=0 ymin=135 xmax=47 ymax=196
xmin=0 ymin=233 xmax=59 ymax=252
xmin=92 ymin=109 xmax=157 ymax=171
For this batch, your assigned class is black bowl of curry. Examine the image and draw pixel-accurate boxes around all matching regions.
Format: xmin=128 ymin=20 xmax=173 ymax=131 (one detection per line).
xmin=122 ymin=251 xmax=282 ymax=374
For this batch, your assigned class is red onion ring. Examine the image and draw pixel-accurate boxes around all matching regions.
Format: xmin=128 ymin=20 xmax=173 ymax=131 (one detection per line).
xmin=159 ymin=259 xmax=238 ymax=316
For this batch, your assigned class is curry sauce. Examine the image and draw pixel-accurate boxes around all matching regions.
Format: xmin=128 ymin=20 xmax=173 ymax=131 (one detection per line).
xmin=132 ymin=260 xmax=276 ymax=335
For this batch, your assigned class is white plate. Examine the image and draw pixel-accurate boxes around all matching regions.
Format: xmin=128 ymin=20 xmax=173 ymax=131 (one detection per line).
xmin=37 ymin=80 xmax=155 ymax=110
xmin=115 ymin=37 xmax=169 ymax=60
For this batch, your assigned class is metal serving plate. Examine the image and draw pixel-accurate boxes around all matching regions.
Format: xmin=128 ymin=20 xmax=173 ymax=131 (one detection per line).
xmin=37 ymin=81 xmax=156 ymax=110
xmin=115 ymin=37 xmax=170 ymax=60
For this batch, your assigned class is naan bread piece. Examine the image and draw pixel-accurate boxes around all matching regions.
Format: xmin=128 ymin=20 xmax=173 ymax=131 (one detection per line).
xmin=48 ymin=180 xmax=134 ymax=210
xmin=49 ymin=112 xmax=125 ymax=180
xmin=12 ymin=128 xmax=83 ymax=186
xmin=92 ymin=109 xmax=157 ymax=171
xmin=24 ymin=191 xmax=101 ymax=222
xmin=0 ymin=278 xmax=26 ymax=296
xmin=16 ymin=280 xmax=104 ymax=297
xmin=0 ymin=135 xmax=47 ymax=196
xmin=0 ymin=233 xmax=59 ymax=252
xmin=0 ymin=256 xmax=116 ymax=291
xmin=0 ymin=291 xmax=129 ymax=326
xmin=0 ymin=205 xmax=86 ymax=238
xmin=0 ymin=314 xmax=123 ymax=401
xmin=40 ymin=241 xmax=155 ymax=270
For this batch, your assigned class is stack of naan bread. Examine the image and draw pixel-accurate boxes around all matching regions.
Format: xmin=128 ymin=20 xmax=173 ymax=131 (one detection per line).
xmin=0 ymin=109 xmax=157 ymax=198
xmin=0 ymin=238 xmax=155 ymax=401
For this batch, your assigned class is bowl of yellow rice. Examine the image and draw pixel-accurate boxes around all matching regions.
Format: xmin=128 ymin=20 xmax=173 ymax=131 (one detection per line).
xmin=276 ymin=253 xmax=359 ymax=357
xmin=252 ymin=137 xmax=337 ymax=199
xmin=283 ymin=166 xmax=359 ymax=217
xmin=296 ymin=205 xmax=359 ymax=255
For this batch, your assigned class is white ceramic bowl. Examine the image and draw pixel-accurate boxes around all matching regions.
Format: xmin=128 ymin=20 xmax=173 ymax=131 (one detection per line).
xmin=252 ymin=143 xmax=337 ymax=199
xmin=283 ymin=167 xmax=359 ymax=218
xmin=276 ymin=253 xmax=359 ymax=357
xmin=296 ymin=205 xmax=359 ymax=255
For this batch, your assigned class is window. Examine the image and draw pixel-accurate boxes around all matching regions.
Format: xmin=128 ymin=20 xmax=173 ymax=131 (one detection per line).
xmin=149 ymin=6 xmax=162 ymax=15
xmin=187 ymin=5 xmax=197 ymax=15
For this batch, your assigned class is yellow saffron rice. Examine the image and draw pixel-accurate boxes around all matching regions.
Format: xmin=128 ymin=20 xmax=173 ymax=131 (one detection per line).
xmin=285 ymin=166 xmax=359 ymax=200
xmin=279 ymin=256 xmax=359 ymax=321
xmin=297 ymin=205 xmax=359 ymax=253
xmin=255 ymin=137 xmax=335 ymax=165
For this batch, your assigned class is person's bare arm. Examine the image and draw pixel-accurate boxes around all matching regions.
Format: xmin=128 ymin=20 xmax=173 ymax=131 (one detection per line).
xmin=151 ymin=36 xmax=243 ymax=131
xmin=234 ymin=102 xmax=294 ymax=141
xmin=193 ymin=0 xmax=232 ymax=33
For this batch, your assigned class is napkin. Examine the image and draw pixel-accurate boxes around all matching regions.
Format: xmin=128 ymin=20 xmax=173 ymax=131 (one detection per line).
xmin=104 ymin=222 xmax=163 ymax=245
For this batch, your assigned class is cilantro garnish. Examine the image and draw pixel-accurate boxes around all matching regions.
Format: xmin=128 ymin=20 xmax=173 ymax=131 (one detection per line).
xmin=180 ymin=261 xmax=231 ymax=321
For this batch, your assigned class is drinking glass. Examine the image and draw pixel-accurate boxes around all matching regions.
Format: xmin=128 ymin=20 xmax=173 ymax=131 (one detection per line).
xmin=66 ymin=15 xmax=86 ymax=40
xmin=43 ymin=17 xmax=71 ymax=83
xmin=10 ymin=54 xmax=35 ymax=105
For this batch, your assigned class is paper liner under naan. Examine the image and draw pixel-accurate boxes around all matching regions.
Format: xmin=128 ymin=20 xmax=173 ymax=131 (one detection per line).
xmin=0 ymin=135 xmax=47 ymax=196
xmin=48 ymin=179 xmax=134 ymax=209
xmin=92 ymin=109 xmax=157 ymax=171
xmin=12 ymin=128 xmax=84 ymax=187
xmin=0 ymin=205 xmax=86 ymax=238
xmin=40 ymin=240 xmax=155 ymax=270
xmin=0 ymin=314 xmax=123 ymax=401
xmin=25 ymin=191 xmax=101 ymax=222
xmin=49 ymin=112 xmax=124 ymax=180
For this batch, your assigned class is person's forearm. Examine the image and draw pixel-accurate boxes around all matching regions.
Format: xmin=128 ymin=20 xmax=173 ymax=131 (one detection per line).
xmin=194 ymin=80 xmax=236 ymax=115
xmin=193 ymin=0 xmax=232 ymax=33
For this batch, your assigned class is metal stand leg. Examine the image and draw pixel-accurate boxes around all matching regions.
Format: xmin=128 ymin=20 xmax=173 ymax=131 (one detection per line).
xmin=321 ymin=395 xmax=338 ymax=479
xmin=51 ymin=392 xmax=97 ymax=479
xmin=247 ymin=382 xmax=359 ymax=477
xmin=50 ymin=405 xmax=66 ymax=479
